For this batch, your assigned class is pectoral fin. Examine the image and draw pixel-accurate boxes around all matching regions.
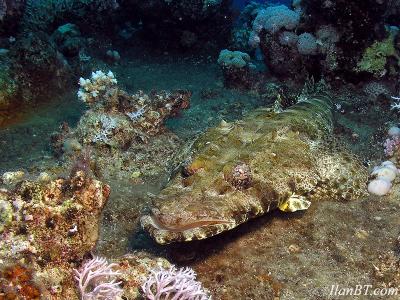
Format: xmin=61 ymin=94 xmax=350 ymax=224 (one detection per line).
xmin=278 ymin=194 xmax=311 ymax=212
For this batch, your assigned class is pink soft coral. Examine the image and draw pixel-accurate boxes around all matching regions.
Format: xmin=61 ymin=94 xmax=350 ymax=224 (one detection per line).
xmin=141 ymin=266 xmax=210 ymax=300
xmin=384 ymin=135 xmax=400 ymax=157
xmin=74 ymin=256 xmax=123 ymax=300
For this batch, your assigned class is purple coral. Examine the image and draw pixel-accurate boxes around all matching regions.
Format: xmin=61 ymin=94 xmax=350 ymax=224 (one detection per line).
xmin=141 ymin=266 xmax=210 ymax=300
xmin=74 ymin=256 xmax=123 ymax=300
xmin=384 ymin=136 xmax=400 ymax=157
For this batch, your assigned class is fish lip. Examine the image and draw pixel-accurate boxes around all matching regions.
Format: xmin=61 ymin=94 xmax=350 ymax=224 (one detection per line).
xmin=140 ymin=213 xmax=236 ymax=244
xmin=142 ymin=213 xmax=235 ymax=232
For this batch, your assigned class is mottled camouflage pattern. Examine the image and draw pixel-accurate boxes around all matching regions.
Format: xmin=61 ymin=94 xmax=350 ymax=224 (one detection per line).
xmin=141 ymin=92 xmax=368 ymax=244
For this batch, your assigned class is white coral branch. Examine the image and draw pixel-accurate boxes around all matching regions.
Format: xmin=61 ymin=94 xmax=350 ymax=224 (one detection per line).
xmin=141 ymin=266 xmax=211 ymax=300
xmin=391 ymin=96 xmax=400 ymax=110
xmin=74 ymin=256 xmax=123 ymax=300
xmin=77 ymin=70 xmax=117 ymax=104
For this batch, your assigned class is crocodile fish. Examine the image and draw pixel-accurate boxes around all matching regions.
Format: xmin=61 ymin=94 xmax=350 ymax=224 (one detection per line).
xmin=141 ymin=91 xmax=368 ymax=244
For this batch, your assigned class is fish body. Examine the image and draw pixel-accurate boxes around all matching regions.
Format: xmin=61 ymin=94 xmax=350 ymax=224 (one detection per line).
xmin=141 ymin=92 xmax=367 ymax=244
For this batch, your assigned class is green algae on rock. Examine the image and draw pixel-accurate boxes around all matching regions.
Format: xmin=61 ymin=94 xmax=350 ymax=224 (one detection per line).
xmin=355 ymin=30 xmax=399 ymax=77
xmin=141 ymin=91 xmax=368 ymax=244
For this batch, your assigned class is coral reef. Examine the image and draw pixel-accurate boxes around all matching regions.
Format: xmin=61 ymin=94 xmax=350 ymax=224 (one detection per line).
xmin=368 ymin=161 xmax=399 ymax=196
xmin=21 ymin=0 xmax=119 ymax=32
xmin=0 ymin=0 xmax=124 ymax=113
xmin=77 ymin=70 xmax=118 ymax=105
xmin=11 ymin=30 xmax=73 ymax=104
xmin=242 ymin=3 xmax=324 ymax=80
xmin=356 ymin=31 xmax=399 ymax=77
xmin=122 ymin=0 xmax=233 ymax=50
xmin=0 ymin=264 xmax=41 ymax=299
xmin=217 ymin=49 xmax=251 ymax=69
xmin=296 ymin=32 xmax=318 ymax=56
xmin=228 ymin=0 xmax=400 ymax=83
xmin=105 ymin=49 xmax=120 ymax=63
xmin=54 ymin=71 xmax=191 ymax=180
xmin=0 ymin=62 xmax=17 ymax=110
xmin=217 ymin=49 xmax=260 ymax=89
xmin=260 ymin=31 xmax=316 ymax=79
xmin=0 ymin=170 xmax=176 ymax=299
xmin=0 ymin=170 xmax=110 ymax=298
xmin=112 ymin=253 xmax=172 ymax=299
xmin=249 ymin=4 xmax=300 ymax=46
xmin=141 ymin=87 xmax=368 ymax=244
xmin=52 ymin=23 xmax=85 ymax=58
xmin=2 ymin=1 xmax=399 ymax=299
xmin=1 ymin=170 xmax=25 ymax=185
xmin=0 ymin=0 xmax=130 ymax=112
xmin=376 ymin=122 xmax=400 ymax=157
xmin=301 ymin=0 xmax=389 ymax=80
xmin=363 ymin=81 xmax=391 ymax=100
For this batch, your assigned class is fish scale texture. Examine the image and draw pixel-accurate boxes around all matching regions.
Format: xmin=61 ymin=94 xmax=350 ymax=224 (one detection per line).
xmin=141 ymin=92 xmax=368 ymax=244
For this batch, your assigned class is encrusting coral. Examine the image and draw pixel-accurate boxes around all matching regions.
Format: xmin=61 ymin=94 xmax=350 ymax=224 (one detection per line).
xmin=0 ymin=170 xmax=110 ymax=298
xmin=356 ymin=31 xmax=399 ymax=77
xmin=0 ymin=264 xmax=41 ymax=299
xmin=0 ymin=170 xmax=179 ymax=299
xmin=53 ymin=70 xmax=192 ymax=181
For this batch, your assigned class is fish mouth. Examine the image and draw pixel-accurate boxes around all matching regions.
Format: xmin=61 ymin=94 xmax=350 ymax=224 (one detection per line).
xmin=140 ymin=213 xmax=236 ymax=244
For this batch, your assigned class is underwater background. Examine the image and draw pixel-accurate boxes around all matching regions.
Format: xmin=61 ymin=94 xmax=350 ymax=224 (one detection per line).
xmin=1 ymin=0 xmax=400 ymax=299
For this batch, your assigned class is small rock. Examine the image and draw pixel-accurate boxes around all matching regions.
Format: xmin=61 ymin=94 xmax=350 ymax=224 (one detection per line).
xmin=24 ymin=214 xmax=34 ymax=221
xmin=131 ymin=171 xmax=141 ymax=179
xmin=0 ymin=199 xmax=13 ymax=233
xmin=37 ymin=172 xmax=51 ymax=183
xmin=288 ymin=244 xmax=301 ymax=253
xmin=0 ymin=49 xmax=9 ymax=56
xmin=2 ymin=171 xmax=25 ymax=185
xmin=63 ymin=138 xmax=82 ymax=153
xmin=106 ymin=50 xmax=121 ymax=62
xmin=355 ymin=229 xmax=369 ymax=239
